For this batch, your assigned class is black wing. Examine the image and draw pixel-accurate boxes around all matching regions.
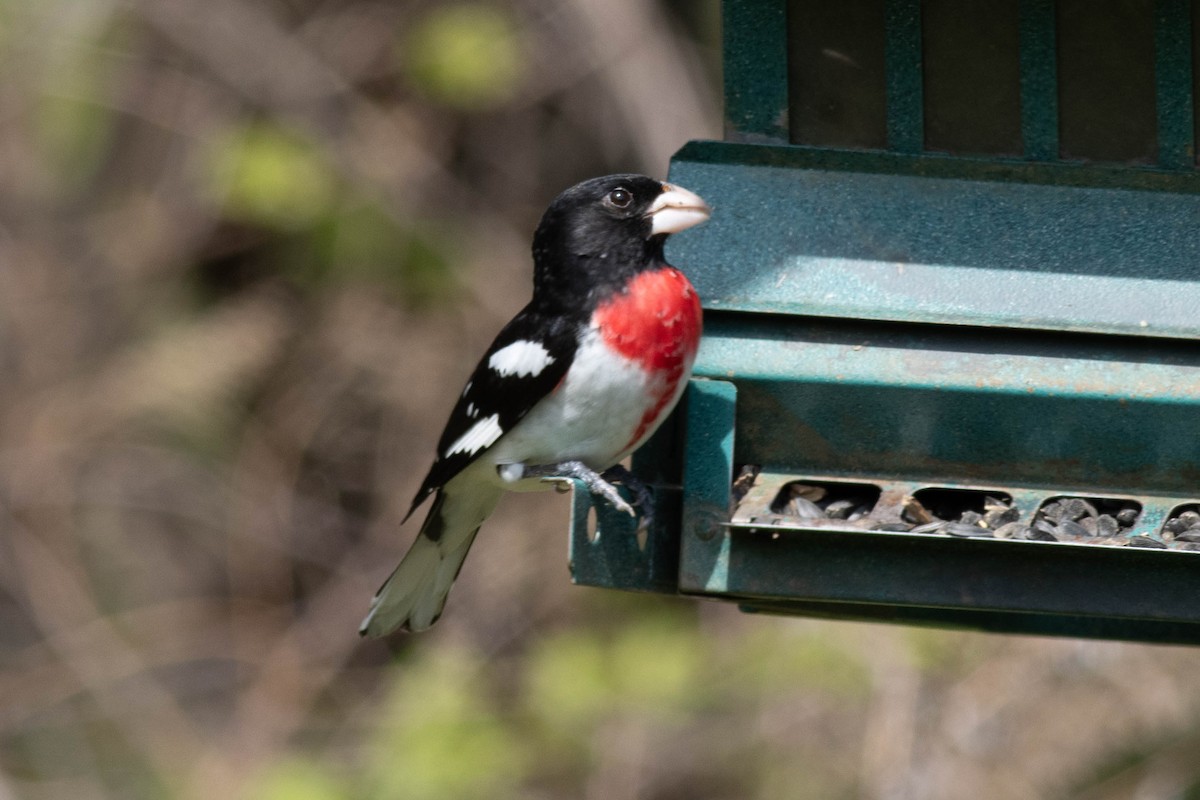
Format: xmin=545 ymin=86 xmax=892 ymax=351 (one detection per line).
xmin=404 ymin=305 xmax=580 ymax=520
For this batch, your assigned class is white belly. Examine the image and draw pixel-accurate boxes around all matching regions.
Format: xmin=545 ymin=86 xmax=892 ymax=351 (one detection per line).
xmin=483 ymin=326 xmax=680 ymax=488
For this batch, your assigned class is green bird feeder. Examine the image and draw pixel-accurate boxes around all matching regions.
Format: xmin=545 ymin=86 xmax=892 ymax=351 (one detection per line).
xmin=570 ymin=0 xmax=1200 ymax=645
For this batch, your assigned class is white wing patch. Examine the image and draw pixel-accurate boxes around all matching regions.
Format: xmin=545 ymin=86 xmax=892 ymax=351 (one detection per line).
xmin=445 ymin=413 xmax=503 ymax=457
xmin=488 ymin=340 xmax=555 ymax=378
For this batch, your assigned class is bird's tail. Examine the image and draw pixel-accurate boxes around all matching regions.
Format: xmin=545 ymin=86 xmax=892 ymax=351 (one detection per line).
xmin=359 ymin=483 xmax=502 ymax=636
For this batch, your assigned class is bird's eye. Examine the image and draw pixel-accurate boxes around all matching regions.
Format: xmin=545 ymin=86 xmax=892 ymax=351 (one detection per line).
xmin=606 ymin=188 xmax=632 ymax=208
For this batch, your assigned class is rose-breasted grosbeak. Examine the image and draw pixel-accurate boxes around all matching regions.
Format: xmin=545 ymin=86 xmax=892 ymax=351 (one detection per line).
xmin=359 ymin=174 xmax=710 ymax=636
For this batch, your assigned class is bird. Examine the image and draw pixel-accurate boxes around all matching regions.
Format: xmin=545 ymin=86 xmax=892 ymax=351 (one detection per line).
xmin=359 ymin=174 xmax=710 ymax=636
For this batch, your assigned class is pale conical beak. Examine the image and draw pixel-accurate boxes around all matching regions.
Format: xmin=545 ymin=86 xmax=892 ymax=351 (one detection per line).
xmin=647 ymin=183 xmax=711 ymax=236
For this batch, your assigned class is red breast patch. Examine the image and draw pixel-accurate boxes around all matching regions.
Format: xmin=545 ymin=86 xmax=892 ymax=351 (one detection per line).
xmin=593 ymin=267 xmax=702 ymax=449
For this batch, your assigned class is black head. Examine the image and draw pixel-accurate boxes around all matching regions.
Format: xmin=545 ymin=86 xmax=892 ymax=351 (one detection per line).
xmin=530 ymin=174 xmax=710 ymax=310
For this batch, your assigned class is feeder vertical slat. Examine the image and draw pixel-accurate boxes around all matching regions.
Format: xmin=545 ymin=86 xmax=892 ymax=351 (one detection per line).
xmin=1019 ymin=0 xmax=1060 ymax=160
xmin=678 ymin=380 xmax=737 ymax=594
xmin=722 ymin=0 xmax=790 ymax=141
xmin=884 ymin=0 xmax=924 ymax=152
xmin=1154 ymin=0 xmax=1195 ymax=169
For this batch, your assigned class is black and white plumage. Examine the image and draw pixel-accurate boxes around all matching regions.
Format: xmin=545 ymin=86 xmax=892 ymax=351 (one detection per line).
xmin=360 ymin=174 xmax=710 ymax=636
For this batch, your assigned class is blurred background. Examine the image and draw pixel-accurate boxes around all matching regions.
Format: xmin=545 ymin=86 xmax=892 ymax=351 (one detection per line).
xmin=3 ymin=0 xmax=1200 ymax=798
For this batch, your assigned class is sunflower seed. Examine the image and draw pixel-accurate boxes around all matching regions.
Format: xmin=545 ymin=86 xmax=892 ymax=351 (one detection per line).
xmin=1026 ymin=522 xmax=1058 ymax=542
xmin=853 ymin=504 xmax=877 ymax=521
xmin=958 ymin=510 xmax=983 ymax=527
xmin=1060 ymin=498 xmax=1097 ymax=521
xmin=783 ymin=497 xmax=823 ymax=519
xmin=1095 ymin=514 xmax=1119 ymax=537
xmin=901 ymin=496 xmax=935 ymax=525
xmin=824 ymin=499 xmax=857 ymax=520
xmin=993 ymin=522 xmax=1026 ymax=540
xmin=1165 ymin=518 xmax=1190 ymax=535
xmin=945 ymin=522 xmax=994 ymax=538
xmin=1159 ymin=507 xmax=1200 ymax=548
xmin=1130 ymin=536 xmax=1167 ymax=549
xmin=1056 ymin=518 xmax=1090 ymax=538
xmin=786 ymin=483 xmax=826 ymax=503
xmin=732 ymin=465 xmax=761 ymax=505
xmin=1115 ymin=507 xmax=1139 ymax=527
xmin=983 ymin=495 xmax=1009 ymax=512
xmin=983 ymin=506 xmax=1020 ymax=528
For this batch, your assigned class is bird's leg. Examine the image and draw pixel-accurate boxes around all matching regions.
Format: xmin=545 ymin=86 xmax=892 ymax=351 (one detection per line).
xmin=501 ymin=460 xmax=636 ymax=518
xmin=599 ymin=464 xmax=655 ymax=531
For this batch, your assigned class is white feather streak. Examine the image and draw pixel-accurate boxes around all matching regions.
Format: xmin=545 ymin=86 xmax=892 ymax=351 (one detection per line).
xmin=488 ymin=340 xmax=555 ymax=378
xmin=445 ymin=413 xmax=503 ymax=456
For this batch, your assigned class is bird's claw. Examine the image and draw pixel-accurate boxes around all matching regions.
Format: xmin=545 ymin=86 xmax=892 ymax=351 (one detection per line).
xmin=600 ymin=464 xmax=655 ymax=531
xmin=509 ymin=460 xmax=648 ymax=524
xmin=584 ymin=479 xmax=637 ymax=518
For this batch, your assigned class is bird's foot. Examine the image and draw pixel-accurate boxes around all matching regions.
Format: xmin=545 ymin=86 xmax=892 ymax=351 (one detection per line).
xmin=504 ymin=460 xmax=638 ymax=519
xmin=599 ymin=464 xmax=655 ymax=531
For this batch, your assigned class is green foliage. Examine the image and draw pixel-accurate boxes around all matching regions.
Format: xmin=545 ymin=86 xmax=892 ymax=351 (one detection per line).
xmin=35 ymin=18 xmax=122 ymax=189
xmin=526 ymin=630 xmax=611 ymax=731
xmin=248 ymin=609 xmax=865 ymax=800
xmin=526 ymin=613 xmax=705 ymax=733
xmin=319 ymin=204 xmax=461 ymax=307
xmin=249 ymin=760 xmax=349 ymax=800
xmin=207 ymin=122 xmax=339 ymax=231
xmin=607 ymin=617 xmax=705 ymax=715
xmin=401 ymin=4 xmax=525 ymax=110
xmin=902 ymin=627 xmax=986 ymax=673
xmin=202 ymin=123 xmax=460 ymax=305
xmin=727 ymin=625 xmax=871 ymax=699
xmin=367 ymin=647 xmax=527 ymax=800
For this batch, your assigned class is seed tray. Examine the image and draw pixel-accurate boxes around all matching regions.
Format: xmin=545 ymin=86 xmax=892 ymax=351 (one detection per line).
xmin=717 ymin=471 xmax=1200 ymax=641
xmin=569 ymin=380 xmax=1200 ymax=645
xmin=570 ymin=470 xmax=1200 ymax=645
xmin=735 ymin=471 xmax=1200 ymax=553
